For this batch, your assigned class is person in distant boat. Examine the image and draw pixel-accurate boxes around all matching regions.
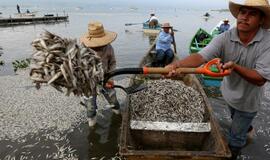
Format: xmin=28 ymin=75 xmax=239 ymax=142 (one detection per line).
xmin=80 ymin=21 xmax=120 ymax=127
xmin=166 ymin=0 xmax=270 ymax=159
xmin=152 ymin=22 xmax=174 ymax=67
xmin=26 ymin=9 xmax=30 ymax=13
xmin=16 ymin=4 xmax=21 ymax=14
xmin=218 ymin=18 xmax=231 ymax=33
xmin=204 ymin=12 xmax=210 ymax=17
xmin=147 ymin=13 xmax=159 ymax=28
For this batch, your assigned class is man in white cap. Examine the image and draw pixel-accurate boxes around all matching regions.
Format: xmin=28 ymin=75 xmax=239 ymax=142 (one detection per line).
xmin=166 ymin=0 xmax=270 ymax=159
xmin=80 ymin=21 xmax=120 ymax=127
xmin=153 ymin=22 xmax=174 ymax=67
xmin=218 ymin=18 xmax=231 ymax=33
xmin=147 ymin=13 xmax=159 ymax=28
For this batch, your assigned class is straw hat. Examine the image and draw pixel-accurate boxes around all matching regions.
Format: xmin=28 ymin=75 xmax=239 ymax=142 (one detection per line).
xmin=229 ymin=0 xmax=270 ymax=29
xmin=223 ymin=18 xmax=229 ymax=22
xmin=80 ymin=22 xmax=117 ymax=47
xmin=161 ymin=23 xmax=172 ymax=28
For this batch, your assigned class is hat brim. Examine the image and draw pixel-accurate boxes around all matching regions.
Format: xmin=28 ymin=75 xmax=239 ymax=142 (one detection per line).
xmin=80 ymin=30 xmax=117 ymax=48
xmin=229 ymin=1 xmax=270 ymax=29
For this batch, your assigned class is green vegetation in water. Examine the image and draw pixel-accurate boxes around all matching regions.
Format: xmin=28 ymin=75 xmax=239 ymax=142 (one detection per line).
xmin=12 ymin=58 xmax=31 ymax=72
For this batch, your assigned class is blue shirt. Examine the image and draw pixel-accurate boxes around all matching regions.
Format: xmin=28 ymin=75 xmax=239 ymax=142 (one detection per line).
xmin=219 ymin=23 xmax=230 ymax=33
xmin=156 ymin=31 xmax=173 ymax=51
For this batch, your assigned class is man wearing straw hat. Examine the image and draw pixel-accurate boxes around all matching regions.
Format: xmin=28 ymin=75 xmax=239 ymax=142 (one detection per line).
xmin=166 ymin=0 xmax=270 ymax=159
xmin=218 ymin=18 xmax=231 ymax=33
xmin=153 ymin=22 xmax=174 ymax=67
xmin=80 ymin=21 xmax=120 ymax=127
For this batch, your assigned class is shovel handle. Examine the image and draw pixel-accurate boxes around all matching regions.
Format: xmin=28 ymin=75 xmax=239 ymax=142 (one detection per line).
xmin=143 ymin=67 xmax=196 ymax=74
xmin=143 ymin=58 xmax=231 ymax=77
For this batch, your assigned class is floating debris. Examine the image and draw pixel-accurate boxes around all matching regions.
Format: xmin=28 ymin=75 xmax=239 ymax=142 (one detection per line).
xmin=30 ymin=31 xmax=104 ymax=97
xmin=130 ymin=79 xmax=206 ymax=123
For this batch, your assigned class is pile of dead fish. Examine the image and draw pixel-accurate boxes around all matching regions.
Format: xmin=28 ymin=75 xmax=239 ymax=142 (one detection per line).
xmin=30 ymin=31 xmax=103 ymax=97
xmin=130 ymin=79 xmax=206 ymax=123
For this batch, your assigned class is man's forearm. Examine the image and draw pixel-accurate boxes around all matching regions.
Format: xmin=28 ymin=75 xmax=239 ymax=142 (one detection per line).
xmin=234 ymin=64 xmax=266 ymax=86
xmin=172 ymin=54 xmax=206 ymax=68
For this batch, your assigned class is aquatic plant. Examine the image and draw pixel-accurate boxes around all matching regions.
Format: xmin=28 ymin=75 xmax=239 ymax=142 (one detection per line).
xmin=12 ymin=58 xmax=31 ymax=72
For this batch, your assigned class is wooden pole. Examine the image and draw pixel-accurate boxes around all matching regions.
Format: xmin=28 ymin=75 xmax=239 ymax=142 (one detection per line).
xmin=171 ymin=27 xmax=177 ymax=55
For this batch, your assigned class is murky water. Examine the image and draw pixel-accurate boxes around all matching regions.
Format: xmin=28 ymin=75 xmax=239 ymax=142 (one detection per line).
xmin=0 ymin=2 xmax=269 ymax=160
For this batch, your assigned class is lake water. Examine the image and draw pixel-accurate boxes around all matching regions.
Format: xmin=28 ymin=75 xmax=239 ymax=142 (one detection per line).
xmin=0 ymin=2 xmax=270 ymax=160
xmin=0 ymin=4 xmax=233 ymax=75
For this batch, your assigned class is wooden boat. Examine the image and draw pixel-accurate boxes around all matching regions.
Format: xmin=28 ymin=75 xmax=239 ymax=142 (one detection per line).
xmin=143 ymin=22 xmax=161 ymax=34
xmin=14 ymin=11 xmax=38 ymax=18
xmin=189 ymin=28 xmax=212 ymax=53
xmin=0 ymin=15 xmax=69 ymax=27
xmin=210 ymin=21 xmax=223 ymax=37
xmin=210 ymin=20 xmax=232 ymax=37
xmin=119 ymin=41 xmax=231 ymax=159
xmin=189 ymin=28 xmax=222 ymax=87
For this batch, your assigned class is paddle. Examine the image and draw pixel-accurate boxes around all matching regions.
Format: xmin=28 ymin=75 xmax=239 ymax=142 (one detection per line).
xmin=171 ymin=27 xmax=177 ymax=54
xmin=125 ymin=23 xmax=143 ymax=26
xmin=103 ymin=58 xmax=231 ymax=93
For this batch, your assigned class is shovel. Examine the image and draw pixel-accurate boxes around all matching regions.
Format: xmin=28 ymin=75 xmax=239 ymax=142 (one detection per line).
xmin=104 ymin=58 xmax=230 ymax=94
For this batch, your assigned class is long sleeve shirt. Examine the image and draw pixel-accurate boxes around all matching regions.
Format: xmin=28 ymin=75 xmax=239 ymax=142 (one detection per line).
xmin=156 ymin=31 xmax=173 ymax=51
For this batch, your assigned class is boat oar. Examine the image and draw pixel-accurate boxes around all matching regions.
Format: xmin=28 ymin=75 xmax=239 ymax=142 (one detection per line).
xmin=104 ymin=58 xmax=231 ymax=93
xmin=125 ymin=23 xmax=143 ymax=26
xmin=171 ymin=27 xmax=177 ymax=54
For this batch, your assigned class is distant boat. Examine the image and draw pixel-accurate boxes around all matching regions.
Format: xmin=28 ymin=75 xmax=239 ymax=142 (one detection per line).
xmin=211 ymin=20 xmax=233 ymax=37
xmin=210 ymin=21 xmax=224 ymax=37
xmin=189 ymin=28 xmax=212 ymax=53
xmin=129 ymin=7 xmax=138 ymax=11
xmin=0 ymin=12 xmax=2 ymax=15
xmin=75 ymin=7 xmax=83 ymax=11
xmin=143 ymin=22 xmax=161 ymax=34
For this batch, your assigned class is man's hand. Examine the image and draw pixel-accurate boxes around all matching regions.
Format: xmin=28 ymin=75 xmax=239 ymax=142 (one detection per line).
xmin=222 ymin=61 xmax=235 ymax=71
xmin=170 ymin=31 xmax=174 ymax=36
xmin=105 ymin=80 xmax=114 ymax=88
xmin=164 ymin=63 xmax=177 ymax=78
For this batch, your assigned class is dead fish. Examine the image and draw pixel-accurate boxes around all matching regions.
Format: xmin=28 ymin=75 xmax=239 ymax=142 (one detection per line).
xmin=48 ymin=72 xmax=62 ymax=84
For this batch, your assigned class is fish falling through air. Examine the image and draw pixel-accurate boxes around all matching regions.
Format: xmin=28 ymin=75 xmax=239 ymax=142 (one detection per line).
xmin=30 ymin=31 xmax=104 ymax=97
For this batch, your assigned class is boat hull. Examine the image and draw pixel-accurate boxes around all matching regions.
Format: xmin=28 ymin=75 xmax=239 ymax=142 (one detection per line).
xmin=119 ymin=41 xmax=231 ymax=159
xmin=143 ymin=22 xmax=161 ymax=34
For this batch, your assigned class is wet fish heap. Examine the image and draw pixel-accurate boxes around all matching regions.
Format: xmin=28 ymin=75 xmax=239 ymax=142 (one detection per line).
xmin=130 ymin=79 xmax=206 ymax=123
xmin=30 ymin=31 xmax=104 ymax=97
